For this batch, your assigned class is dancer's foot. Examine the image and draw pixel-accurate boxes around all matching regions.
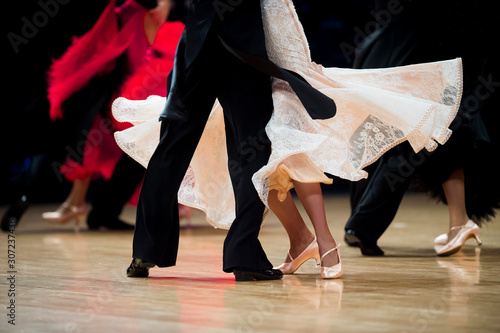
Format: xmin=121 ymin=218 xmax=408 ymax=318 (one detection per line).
xmin=434 ymin=233 xmax=448 ymax=245
xmin=344 ymin=229 xmax=384 ymax=256
xmin=436 ymin=220 xmax=482 ymax=256
xmin=42 ymin=202 xmax=87 ymax=230
xmin=319 ymin=239 xmax=340 ymax=268
xmin=233 ymin=268 xmax=283 ymax=281
xmin=274 ymin=237 xmax=320 ymax=274
xmin=320 ymin=242 xmax=342 ymax=279
xmin=283 ymin=233 xmax=316 ymax=264
xmin=127 ymin=258 xmax=156 ymax=277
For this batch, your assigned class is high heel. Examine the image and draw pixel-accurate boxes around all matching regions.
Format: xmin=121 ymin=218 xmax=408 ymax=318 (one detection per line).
xmin=436 ymin=220 xmax=482 ymax=257
xmin=42 ymin=203 xmax=87 ymax=231
xmin=321 ymin=244 xmax=342 ymax=279
xmin=274 ymin=238 xmax=320 ymax=274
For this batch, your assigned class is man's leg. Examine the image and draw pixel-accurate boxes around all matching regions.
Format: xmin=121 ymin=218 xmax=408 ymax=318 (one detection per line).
xmin=215 ymin=48 xmax=276 ymax=276
xmin=130 ymin=106 xmax=215 ymax=270
xmin=129 ymin=73 xmax=218 ymax=277
xmin=345 ymin=148 xmax=411 ymax=255
xmin=127 ymin=29 xmax=221 ymax=277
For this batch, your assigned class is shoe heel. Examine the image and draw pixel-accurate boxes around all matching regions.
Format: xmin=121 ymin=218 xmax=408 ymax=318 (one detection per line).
xmin=275 ymin=238 xmax=320 ymax=273
xmin=315 ymin=254 xmax=321 ymax=267
xmin=473 ymin=230 xmax=482 ymax=246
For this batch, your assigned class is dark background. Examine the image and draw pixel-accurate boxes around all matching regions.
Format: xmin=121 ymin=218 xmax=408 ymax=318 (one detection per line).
xmin=0 ymin=0 xmax=402 ymax=205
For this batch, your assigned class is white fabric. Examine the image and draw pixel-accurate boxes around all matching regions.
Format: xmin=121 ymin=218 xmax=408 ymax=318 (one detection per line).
xmin=112 ymin=0 xmax=463 ymax=229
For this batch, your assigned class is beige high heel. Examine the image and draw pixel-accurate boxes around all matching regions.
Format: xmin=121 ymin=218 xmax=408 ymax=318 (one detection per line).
xmin=274 ymin=238 xmax=320 ymax=274
xmin=321 ymin=244 xmax=343 ymax=279
xmin=42 ymin=203 xmax=87 ymax=231
xmin=436 ymin=220 xmax=482 ymax=256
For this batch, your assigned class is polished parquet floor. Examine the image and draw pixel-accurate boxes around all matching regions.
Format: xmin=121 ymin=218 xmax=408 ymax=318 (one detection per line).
xmin=1 ymin=193 xmax=499 ymax=333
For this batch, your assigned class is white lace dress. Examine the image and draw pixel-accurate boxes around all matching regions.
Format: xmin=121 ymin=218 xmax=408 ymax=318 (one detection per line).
xmin=112 ymin=0 xmax=463 ymax=229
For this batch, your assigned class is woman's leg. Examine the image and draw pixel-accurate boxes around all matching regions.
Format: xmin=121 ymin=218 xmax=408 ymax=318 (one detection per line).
xmin=292 ymin=181 xmax=339 ymax=267
xmin=65 ymin=176 xmax=91 ymax=207
xmin=268 ymin=189 xmax=315 ymax=262
xmin=46 ymin=175 xmax=91 ymax=214
xmin=442 ymin=169 xmax=470 ymax=238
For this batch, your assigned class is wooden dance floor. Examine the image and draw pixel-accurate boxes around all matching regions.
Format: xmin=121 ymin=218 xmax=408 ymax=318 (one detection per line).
xmin=1 ymin=193 xmax=499 ymax=332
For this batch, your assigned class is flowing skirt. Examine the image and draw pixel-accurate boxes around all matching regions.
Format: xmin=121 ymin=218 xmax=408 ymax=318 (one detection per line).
xmin=112 ymin=0 xmax=462 ymax=229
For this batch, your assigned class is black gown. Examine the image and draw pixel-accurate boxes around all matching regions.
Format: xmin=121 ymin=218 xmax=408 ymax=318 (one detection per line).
xmin=346 ymin=0 xmax=499 ymax=244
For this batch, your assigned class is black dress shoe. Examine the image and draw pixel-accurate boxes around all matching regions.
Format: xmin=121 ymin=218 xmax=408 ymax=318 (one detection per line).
xmin=344 ymin=229 xmax=384 ymax=256
xmin=126 ymin=258 xmax=156 ymax=277
xmin=87 ymin=211 xmax=135 ymax=230
xmin=233 ymin=268 xmax=283 ymax=281
xmin=1 ymin=196 xmax=30 ymax=232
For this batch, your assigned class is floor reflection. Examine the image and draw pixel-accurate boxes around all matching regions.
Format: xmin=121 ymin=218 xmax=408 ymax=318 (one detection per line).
xmin=281 ymin=275 xmax=344 ymax=311
xmin=222 ymin=275 xmax=343 ymax=331
xmin=436 ymin=247 xmax=481 ymax=328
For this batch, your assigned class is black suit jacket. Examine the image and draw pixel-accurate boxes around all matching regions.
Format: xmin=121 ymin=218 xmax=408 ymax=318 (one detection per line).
xmin=160 ymin=0 xmax=336 ymax=121
xmin=185 ymin=0 xmax=268 ymax=67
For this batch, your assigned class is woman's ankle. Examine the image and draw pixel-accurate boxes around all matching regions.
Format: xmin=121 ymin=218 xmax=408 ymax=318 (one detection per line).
xmin=317 ymin=235 xmax=336 ymax=254
xmin=288 ymin=232 xmax=315 ymax=259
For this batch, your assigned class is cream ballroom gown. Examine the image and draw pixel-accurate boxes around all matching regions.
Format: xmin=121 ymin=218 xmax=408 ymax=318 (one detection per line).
xmin=112 ymin=0 xmax=463 ymax=229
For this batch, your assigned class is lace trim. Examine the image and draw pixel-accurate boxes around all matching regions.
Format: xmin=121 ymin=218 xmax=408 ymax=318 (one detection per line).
xmin=405 ymin=58 xmax=463 ymax=153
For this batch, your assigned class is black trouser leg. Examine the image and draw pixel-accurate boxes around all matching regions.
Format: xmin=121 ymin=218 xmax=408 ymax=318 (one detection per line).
xmin=215 ymin=48 xmax=274 ymax=272
xmin=131 ymin=31 xmax=218 ymax=267
xmin=345 ymin=148 xmax=411 ymax=244
xmin=349 ymin=161 xmax=379 ymax=212
xmin=132 ymin=107 xmax=214 ymax=266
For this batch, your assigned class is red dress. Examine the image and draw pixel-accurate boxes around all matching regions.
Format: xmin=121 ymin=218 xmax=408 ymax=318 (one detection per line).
xmin=47 ymin=0 xmax=184 ymax=184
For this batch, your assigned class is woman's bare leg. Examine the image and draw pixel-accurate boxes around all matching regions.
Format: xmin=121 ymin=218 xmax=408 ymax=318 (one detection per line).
xmin=268 ymin=189 xmax=315 ymax=262
xmin=292 ymin=181 xmax=339 ymax=267
xmin=442 ymin=169 xmax=470 ymax=238
xmin=66 ymin=176 xmax=91 ymax=207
